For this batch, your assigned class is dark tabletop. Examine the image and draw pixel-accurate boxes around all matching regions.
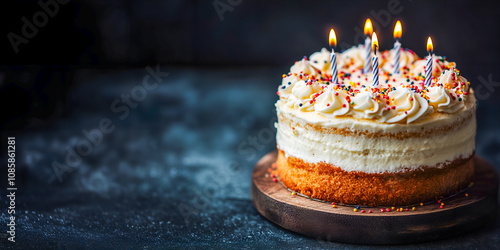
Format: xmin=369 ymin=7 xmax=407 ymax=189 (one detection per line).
xmin=1 ymin=67 xmax=499 ymax=249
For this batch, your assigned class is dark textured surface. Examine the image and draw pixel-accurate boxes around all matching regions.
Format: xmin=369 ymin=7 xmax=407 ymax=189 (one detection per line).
xmin=0 ymin=67 xmax=499 ymax=248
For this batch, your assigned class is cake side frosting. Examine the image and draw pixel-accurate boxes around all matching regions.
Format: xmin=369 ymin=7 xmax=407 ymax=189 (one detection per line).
xmin=276 ymin=98 xmax=475 ymax=173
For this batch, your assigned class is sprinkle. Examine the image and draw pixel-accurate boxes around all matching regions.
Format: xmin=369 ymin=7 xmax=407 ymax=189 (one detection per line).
xmin=380 ymin=209 xmax=384 ymax=213
xmin=342 ymin=104 xmax=346 ymax=108
xmin=299 ymin=103 xmax=303 ymax=107
xmin=271 ymin=174 xmax=275 ymax=178
xmin=356 ymin=206 xmax=361 ymax=210
xmin=327 ymin=103 xmax=330 ymax=107
xmin=282 ymin=74 xmax=287 ymax=78
xmin=412 ymin=207 xmax=416 ymax=211
xmin=292 ymin=192 xmax=296 ymax=196
xmin=405 ymin=208 xmax=409 ymax=211
xmin=288 ymin=82 xmax=291 ymax=85
xmin=465 ymin=193 xmax=469 ymax=197
xmin=353 ymin=208 xmax=358 ymax=212
xmin=420 ymin=203 xmax=424 ymax=206
xmin=368 ymin=210 xmax=372 ymax=213
xmin=439 ymin=205 xmax=443 ymax=209
xmin=386 ymin=208 xmax=391 ymax=212
xmin=391 ymin=207 xmax=395 ymax=210
xmin=361 ymin=210 xmax=365 ymax=213
xmin=272 ymin=163 xmax=277 ymax=168
xmin=441 ymin=203 xmax=444 ymax=206
xmin=332 ymin=202 xmax=336 ymax=205
xmin=332 ymin=204 xmax=337 ymax=208
xmin=273 ymin=178 xmax=277 ymax=182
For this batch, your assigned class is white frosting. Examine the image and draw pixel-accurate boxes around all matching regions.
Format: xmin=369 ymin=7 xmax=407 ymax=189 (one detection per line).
xmin=385 ymin=87 xmax=433 ymax=124
xmin=310 ymin=48 xmax=331 ymax=72
xmin=314 ymin=87 xmax=350 ymax=117
xmin=290 ymin=58 xmax=320 ymax=77
xmin=277 ymin=46 xmax=471 ymax=124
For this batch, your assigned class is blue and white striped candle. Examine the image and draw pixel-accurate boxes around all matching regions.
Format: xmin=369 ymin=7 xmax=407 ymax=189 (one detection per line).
xmin=329 ymin=29 xmax=338 ymax=84
xmin=363 ymin=19 xmax=373 ymax=74
xmin=330 ymin=50 xmax=338 ymax=84
xmin=371 ymin=32 xmax=379 ymax=87
xmin=394 ymin=40 xmax=401 ymax=75
xmin=372 ymin=54 xmax=379 ymax=87
xmin=364 ymin=37 xmax=372 ymax=74
xmin=425 ymin=37 xmax=433 ymax=86
xmin=393 ymin=21 xmax=402 ymax=75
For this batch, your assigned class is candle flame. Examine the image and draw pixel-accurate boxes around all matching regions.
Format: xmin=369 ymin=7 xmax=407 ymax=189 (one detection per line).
xmin=427 ymin=37 xmax=433 ymax=52
xmin=393 ymin=21 xmax=402 ymax=39
xmin=364 ymin=19 xmax=373 ymax=36
xmin=329 ymin=29 xmax=337 ymax=47
xmin=372 ymin=32 xmax=378 ymax=52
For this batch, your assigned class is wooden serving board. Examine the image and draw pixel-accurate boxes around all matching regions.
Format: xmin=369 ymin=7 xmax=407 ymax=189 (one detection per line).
xmin=251 ymin=151 xmax=498 ymax=245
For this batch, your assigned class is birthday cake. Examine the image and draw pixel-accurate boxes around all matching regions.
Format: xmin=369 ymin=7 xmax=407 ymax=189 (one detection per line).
xmin=275 ymin=30 xmax=476 ymax=206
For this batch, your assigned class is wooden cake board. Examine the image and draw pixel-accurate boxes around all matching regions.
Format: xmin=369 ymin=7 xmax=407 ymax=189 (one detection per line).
xmin=251 ymin=151 xmax=498 ymax=245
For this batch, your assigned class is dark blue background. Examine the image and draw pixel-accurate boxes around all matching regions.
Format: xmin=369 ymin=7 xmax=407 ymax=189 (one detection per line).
xmin=0 ymin=0 xmax=499 ymax=248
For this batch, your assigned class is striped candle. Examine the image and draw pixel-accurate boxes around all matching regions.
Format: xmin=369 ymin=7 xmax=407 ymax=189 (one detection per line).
xmin=329 ymin=29 xmax=338 ymax=84
xmin=425 ymin=37 xmax=433 ymax=86
xmin=393 ymin=21 xmax=402 ymax=75
xmin=394 ymin=40 xmax=401 ymax=75
xmin=330 ymin=50 xmax=338 ymax=84
xmin=371 ymin=32 xmax=379 ymax=87
xmin=364 ymin=37 xmax=371 ymax=74
xmin=424 ymin=55 xmax=432 ymax=86
xmin=372 ymin=55 xmax=379 ymax=87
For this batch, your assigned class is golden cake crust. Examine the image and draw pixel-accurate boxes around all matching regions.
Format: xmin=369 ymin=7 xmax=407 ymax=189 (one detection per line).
xmin=276 ymin=149 xmax=474 ymax=206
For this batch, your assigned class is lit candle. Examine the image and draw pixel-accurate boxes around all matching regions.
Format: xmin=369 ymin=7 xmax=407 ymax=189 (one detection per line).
xmin=425 ymin=37 xmax=433 ymax=86
xmin=372 ymin=32 xmax=379 ymax=87
xmin=329 ymin=28 xmax=338 ymax=84
xmin=393 ymin=21 xmax=402 ymax=75
xmin=363 ymin=19 xmax=373 ymax=74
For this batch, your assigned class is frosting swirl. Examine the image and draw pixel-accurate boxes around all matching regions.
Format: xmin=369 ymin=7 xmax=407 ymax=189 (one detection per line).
xmin=286 ymin=80 xmax=319 ymax=111
xmin=386 ymin=88 xmax=433 ymax=124
xmin=278 ymin=75 xmax=301 ymax=98
xmin=310 ymin=48 xmax=331 ymax=73
xmin=290 ymin=58 xmax=320 ymax=78
xmin=314 ymin=86 xmax=350 ymax=117
xmin=350 ymin=88 xmax=385 ymax=120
